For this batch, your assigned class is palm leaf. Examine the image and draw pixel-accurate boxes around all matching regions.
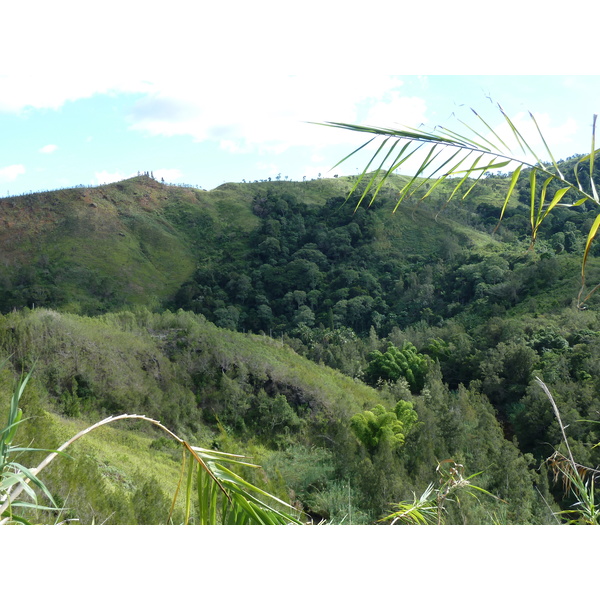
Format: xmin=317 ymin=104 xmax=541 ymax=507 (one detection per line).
xmin=493 ymin=164 xmax=522 ymax=233
xmin=320 ymin=107 xmax=600 ymax=307
xmin=470 ymin=108 xmax=512 ymax=153
xmin=577 ymin=211 xmax=600 ymax=306
xmin=590 ymin=115 xmax=598 ymax=202
xmin=1 ymin=409 xmax=302 ymax=525
xmin=380 ymin=482 xmax=438 ymax=525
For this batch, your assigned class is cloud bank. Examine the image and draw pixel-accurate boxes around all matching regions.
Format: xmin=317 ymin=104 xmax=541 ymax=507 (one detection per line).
xmin=0 ymin=164 xmax=25 ymax=182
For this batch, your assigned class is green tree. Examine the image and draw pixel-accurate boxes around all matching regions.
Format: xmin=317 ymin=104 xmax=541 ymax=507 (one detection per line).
xmin=350 ymin=402 xmax=417 ymax=454
xmin=364 ymin=342 xmax=429 ymax=393
xmin=322 ymin=105 xmax=600 ymax=307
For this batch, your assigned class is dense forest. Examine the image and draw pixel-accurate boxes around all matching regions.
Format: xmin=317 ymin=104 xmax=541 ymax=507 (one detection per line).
xmin=1 ymin=162 xmax=599 ymax=524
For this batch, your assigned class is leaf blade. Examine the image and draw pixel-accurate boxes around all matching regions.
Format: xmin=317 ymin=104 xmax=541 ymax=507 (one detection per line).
xmin=493 ymin=164 xmax=522 ymax=233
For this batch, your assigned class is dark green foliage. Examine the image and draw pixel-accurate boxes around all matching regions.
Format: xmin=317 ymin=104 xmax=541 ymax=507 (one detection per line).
xmin=3 ymin=173 xmax=600 ymax=524
xmin=246 ymin=390 xmax=304 ymax=443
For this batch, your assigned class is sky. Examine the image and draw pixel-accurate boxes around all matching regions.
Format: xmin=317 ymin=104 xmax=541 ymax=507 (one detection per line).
xmin=3 ymin=0 xmax=599 ymax=569
xmin=1 ymin=2 xmax=599 ymax=198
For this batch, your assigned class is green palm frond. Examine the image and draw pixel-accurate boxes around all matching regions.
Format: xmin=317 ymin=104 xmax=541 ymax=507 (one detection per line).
xmin=176 ymin=443 xmax=303 ymax=525
xmin=380 ymin=482 xmax=438 ymax=525
xmin=1 ymin=402 xmax=303 ymax=525
xmin=320 ymin=105 xmax=600 ymax=307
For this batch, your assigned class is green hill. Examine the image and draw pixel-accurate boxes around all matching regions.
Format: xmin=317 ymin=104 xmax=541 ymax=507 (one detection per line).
xmin=2 ymin=170 xmax=599 ymax=525
xmin=0 ymin=173 xmax=509 ymax=315
xmin=0 ymin=307 xmax=383 ymax=524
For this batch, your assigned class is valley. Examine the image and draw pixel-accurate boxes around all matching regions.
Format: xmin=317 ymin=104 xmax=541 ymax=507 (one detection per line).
xmin=2 ymin=167 xmax=599 ymax=524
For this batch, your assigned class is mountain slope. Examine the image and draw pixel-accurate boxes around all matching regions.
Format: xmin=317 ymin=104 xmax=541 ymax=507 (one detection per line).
xmin=2 ymin=172 xmax=595 ymax=524
xmin=0 ymin=175 xmax=265 ymax=312
xmin=0 ymin=174 xmax=504 ymax=313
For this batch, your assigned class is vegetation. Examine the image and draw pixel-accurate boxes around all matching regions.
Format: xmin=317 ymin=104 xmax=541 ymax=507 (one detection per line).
xmin=364 ymin=342 xmax=429 ymax=392
xmin=320 ymin=103 xmax=600 ymax=523
xmin=2 ymin=105 xmax=600 ymax=524
xmin=322 ymin=105 xmax=600 ymax=307
xmin=1 ymin=389 xmax=301 ymax=525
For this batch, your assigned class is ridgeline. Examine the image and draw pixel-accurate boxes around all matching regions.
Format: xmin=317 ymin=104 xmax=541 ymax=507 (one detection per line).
xmin=1 ymin=169 xmax=599 ymax=524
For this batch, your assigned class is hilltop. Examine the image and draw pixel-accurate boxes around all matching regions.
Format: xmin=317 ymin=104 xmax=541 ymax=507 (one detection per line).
xmin=2 ymin=167 xmax=600 ymax=524
xmin=0 ymin=172 xmax=521 ymax=315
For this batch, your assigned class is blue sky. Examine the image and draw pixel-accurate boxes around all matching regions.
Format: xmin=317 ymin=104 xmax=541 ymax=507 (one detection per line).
xmin=1 ymin=2 xmax=599 ymax=197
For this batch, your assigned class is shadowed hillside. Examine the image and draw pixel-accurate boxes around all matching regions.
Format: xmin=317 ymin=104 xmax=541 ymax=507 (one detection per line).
xmin=2 ymin=168 xmax=600 ymax=525
xmin=0 ymin=173 xmax=514 ymax=315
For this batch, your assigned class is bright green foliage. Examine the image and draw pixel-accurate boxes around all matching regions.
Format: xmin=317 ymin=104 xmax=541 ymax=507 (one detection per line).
xmin=364 ymin=342 xmax=429 ymax=393
xmin=394 ymin=399 xmax=419 ymax=432
xmin=1 ymin=365 xmax=59 ymax=524
xmin=350 ymin=401 xmax=417 ymax=454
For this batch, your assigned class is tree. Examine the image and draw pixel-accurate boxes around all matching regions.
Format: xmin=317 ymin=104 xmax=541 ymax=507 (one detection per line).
xmin=350 ymin=402 xmax=417 ymax=455
xmin=322 ymin=107 xmax=600 ymax=307
xmin=364 ymin=342 xmax=429 ymax=393
xmin=1 ymin=369 xmax=302 ymax=525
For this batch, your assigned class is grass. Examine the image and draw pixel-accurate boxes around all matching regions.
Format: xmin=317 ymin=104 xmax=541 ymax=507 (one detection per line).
xmin=0 ymin=306 xmax=389 ymax=523
xmin=2 ymin=386 xmax=302 ymax=525
xmin=28 ymin=411 xmax=185 ymax=523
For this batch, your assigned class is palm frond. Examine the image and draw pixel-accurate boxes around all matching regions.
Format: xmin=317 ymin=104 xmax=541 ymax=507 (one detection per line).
xmin=1 ymin=406 xmax=303 ymax=525
xmin=380 ymin=482 xmax=438 ymax=525
xmin=320 ymin=106 xmax=600 ymax=307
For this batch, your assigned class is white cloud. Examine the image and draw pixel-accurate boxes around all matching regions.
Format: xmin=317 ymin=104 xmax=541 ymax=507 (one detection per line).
xmin=154 ymin=168 xmax=183 ymax=183
xmin=0 ymin=3 xmax=365 ymax=113
xmin=219 ymin=140 xmax=245 ymax=154
xmin=0 ymin=3 xmax=429 ymax=162
xmin=0 ymin=4 xmax=433 ymax=169
xmin=39 ymin=144 xmax=58 ymax=154
xmin=94 ymin=170 xmax=134 ymax=185
xmin=363 ymin=94 xmax=428 ymax=129
xmin=0 ymin=164 xmax=25 ymax=182
xmin=125 ymin=75 xmax=416 ymax=155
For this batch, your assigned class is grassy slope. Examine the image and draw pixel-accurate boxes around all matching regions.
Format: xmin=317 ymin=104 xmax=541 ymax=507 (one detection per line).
xmin=0 ymin=172 xmax=515 ymax=312
xmin=0 ymin=307 xmax=384 ymax=523
xmin=0 ymin=176 xmax=260 ymax=310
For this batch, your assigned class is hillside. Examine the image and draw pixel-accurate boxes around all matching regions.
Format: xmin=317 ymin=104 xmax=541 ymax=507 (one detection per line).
xmin=2 ymin=169 xmax=600 ymax=525
xmin=0 ymin=173 xmax=509 ymax=315
xmin=0 ymin=308 xmax=383 ymax=523
xmin=0 ymin=175 xmax=259 ymax=312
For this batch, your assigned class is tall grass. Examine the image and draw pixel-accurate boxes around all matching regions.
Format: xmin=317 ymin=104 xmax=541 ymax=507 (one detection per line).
xmin=0 ymin=363 xmax=60 ymax=524
xmin=1 ymin=368 xmax=303 ymax=525
xmin=536 ymin=377 xmax=600 ymax=524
